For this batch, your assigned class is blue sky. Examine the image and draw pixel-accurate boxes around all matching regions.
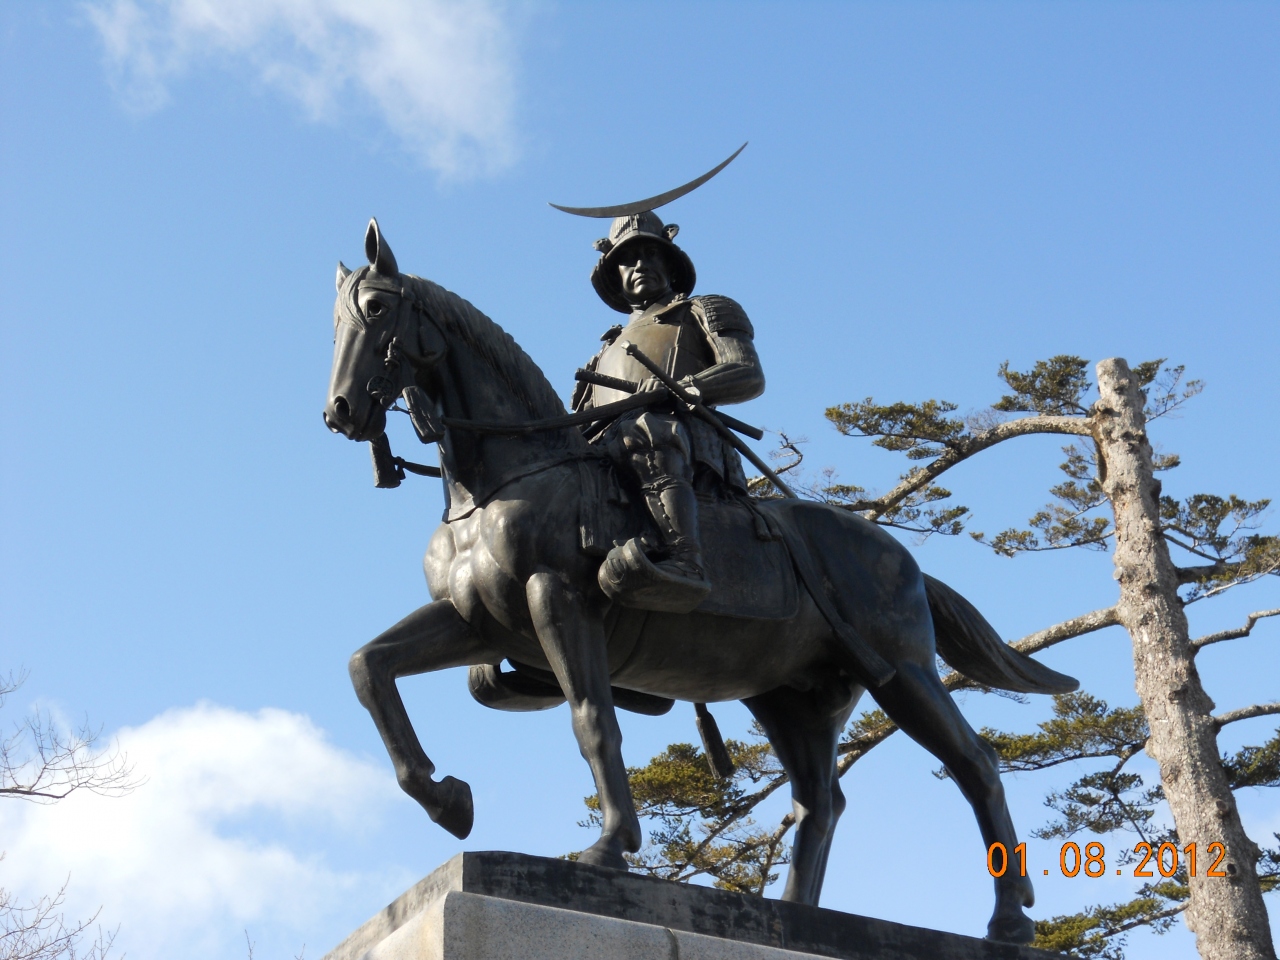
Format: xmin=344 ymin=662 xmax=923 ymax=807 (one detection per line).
xmin=1 ymin=3 xmax=1277 ymax=958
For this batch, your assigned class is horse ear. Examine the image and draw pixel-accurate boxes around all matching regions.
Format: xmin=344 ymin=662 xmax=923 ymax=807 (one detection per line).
xmin=364 ymin=218 xmax=399 ymax=276
xmin=335 ymin=261 xmax=352 ymax=292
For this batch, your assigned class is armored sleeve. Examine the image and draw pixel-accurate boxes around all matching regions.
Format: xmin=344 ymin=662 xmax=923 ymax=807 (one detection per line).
xmin=687 ymin=296 xmax=765 ymax=406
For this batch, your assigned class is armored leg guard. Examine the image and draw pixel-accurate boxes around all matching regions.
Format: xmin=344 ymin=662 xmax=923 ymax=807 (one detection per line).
xmin=642 ymin=476 xmax=709 ymax=583
xmin=598 ymin=414 xmax=713 ymax=613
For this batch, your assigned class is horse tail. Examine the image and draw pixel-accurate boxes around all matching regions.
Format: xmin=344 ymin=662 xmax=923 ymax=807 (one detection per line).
xmin=924 ymin=574 xmax=1079 ymax=695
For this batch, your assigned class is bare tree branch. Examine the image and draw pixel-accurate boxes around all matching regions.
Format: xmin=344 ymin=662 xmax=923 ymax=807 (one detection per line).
xmin=0 ymin=675 xmax=141 ymax=804
xmin=1214 ymin=702 xmax=1280 ymax=730
xmin=0 ymin=708 xmax=138 ymax=803
xmin=1193 ymin=609 xmax=1280 ymax=651
xmin=1 ymin=678 xmax=129 ymax=960
xmin=0 ymin=873 xmax=116 ymax=960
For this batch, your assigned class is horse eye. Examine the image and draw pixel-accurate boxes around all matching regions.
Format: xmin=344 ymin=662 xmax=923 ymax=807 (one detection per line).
xmin=365 ymin=300 xmax=385 ymax=317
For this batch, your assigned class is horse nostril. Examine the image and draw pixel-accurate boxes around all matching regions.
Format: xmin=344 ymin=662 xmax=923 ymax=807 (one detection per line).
xmin=332 ymin=395 xmax=351 ymax=422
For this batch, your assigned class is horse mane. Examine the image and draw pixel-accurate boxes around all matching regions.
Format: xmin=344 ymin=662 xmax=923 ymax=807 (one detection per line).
xmin=401 ymin=272 xmax=571 ymax=423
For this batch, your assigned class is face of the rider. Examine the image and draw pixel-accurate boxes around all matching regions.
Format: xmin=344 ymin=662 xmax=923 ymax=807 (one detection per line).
xmin=617 ymin=240 xmax=673 ymax=306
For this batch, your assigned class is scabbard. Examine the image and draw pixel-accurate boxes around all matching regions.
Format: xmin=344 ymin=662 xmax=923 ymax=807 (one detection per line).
xmin=612 ymin=344 xmax=793 ymax=495
xmin=574 ymin=368 xmax=766 ymax=441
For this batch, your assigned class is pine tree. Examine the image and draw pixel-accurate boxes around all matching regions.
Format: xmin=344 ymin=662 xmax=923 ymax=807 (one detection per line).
xmin=579 ymin=357 xmax=1279 ymax=960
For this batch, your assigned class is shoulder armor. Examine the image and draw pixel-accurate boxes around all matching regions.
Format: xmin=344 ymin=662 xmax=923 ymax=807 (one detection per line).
xmin=692 ymin=295 xmax=753 ymax=337
xmin=573 ymin=325 xmax=624 ymax=411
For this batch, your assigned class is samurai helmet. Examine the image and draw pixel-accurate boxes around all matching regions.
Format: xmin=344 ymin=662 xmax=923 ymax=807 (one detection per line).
xmin=549 ymin=143 xmax=746 ymax=314
xmin=590 ymin=212 xmax=695 ymax=313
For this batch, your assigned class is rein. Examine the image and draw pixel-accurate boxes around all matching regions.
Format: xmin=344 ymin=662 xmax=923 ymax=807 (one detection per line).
xmin=368 ymin=284 xmax=660 ymax=437
xmin=441 ymin=392 xmax=654 ymax=434
xmin=364 ymin=285 xmax=661 ymax=486
xmin=372 ymin=285 xmax=659 ymax=436
xmin=371 ymin=392 xmax=658 ymax=488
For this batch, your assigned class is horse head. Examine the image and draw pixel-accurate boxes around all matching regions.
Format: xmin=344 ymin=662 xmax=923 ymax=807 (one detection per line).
xmin=324 ymin=219 xmax=447 ymax=442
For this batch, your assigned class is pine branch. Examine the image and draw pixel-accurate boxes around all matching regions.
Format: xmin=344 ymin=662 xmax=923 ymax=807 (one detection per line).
xmin=853 ymin=414 xmax=1093 ymax=521
xmin=995 ymin=356 xmax=1094 ymax=417
xmin=1222 ymin=731 xmax=1280 ymax=790
xmin=1160 ymin=494 xmax=1279 ymax=601
xmin=1012 ymin=606 xmax=1121 ymax=655
xmin=1193 ymin=608 xmax=1280 ymax=650
xmin=1163 ymin=532 xmax=1228 ymax=563
xmin=1138 ymin=361 xmax=1204 ymax=421
xmin=1178 ymin=563 xmax=1228 ymax=584
xmin=1215 ymin=703 xmax=1280 ymax=730
xmin=1179 ymin=553 xmax=1280 ymax=603
xmin=1032 ymin=883 xmax=1188 ymax=958
xmin=837 ymin=717 xmax=899 ymax=767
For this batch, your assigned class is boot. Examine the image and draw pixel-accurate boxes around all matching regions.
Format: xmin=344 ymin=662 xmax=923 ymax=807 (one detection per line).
xmin=597 ymin=478 xmax=712 ymax=613
xmin=645 ymin=477 xmax=711 ymax=587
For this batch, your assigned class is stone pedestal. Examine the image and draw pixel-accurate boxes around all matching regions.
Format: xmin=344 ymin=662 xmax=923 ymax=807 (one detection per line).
xmin=322 ymin=852 xmax=1062 ymax=960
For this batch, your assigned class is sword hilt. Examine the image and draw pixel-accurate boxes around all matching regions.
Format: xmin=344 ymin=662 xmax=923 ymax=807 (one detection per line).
xmin=612 ymin=345 xmax=767 ymax=442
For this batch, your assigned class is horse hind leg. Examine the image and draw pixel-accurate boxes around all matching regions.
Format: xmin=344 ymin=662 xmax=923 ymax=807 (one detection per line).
xmin=869 ymin=658 xmax=1036 ymax=944
xmin=744 ymin=678 xmax=859 ymax=906
xmin=349 ymin=598 xmax=493 ymax=839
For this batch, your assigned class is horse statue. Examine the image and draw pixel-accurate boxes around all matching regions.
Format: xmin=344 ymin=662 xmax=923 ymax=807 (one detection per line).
xmin=323 ymin=220 xmax=1077 ymax=944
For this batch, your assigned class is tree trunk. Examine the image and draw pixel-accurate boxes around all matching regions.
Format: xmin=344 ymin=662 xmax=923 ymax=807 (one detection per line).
xmin=1093 ymin=358 xmax=1275 ymax=960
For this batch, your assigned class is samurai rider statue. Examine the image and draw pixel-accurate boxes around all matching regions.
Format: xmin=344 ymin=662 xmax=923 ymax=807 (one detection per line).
xmin=570 ymin=207 xmax=763 ymax=613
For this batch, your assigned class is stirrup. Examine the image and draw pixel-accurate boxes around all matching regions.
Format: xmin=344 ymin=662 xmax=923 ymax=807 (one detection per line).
xmin=598 ymin=538 xmax=712 ymax=614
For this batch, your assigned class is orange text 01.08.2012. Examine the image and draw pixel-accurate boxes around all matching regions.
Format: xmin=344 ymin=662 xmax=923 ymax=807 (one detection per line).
xmin=986 ymin=841 xmax=1228 ymax=878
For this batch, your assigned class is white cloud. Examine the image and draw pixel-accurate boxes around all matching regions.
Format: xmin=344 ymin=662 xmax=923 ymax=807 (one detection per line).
xmin=0 ymin=703 xmax=404 ymax=960
xmin=83 ymin=0 xmax=519 ymax=176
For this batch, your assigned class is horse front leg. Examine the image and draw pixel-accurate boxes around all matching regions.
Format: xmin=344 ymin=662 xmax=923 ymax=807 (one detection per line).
xmin=349 ymin=598 xmax=491 ymax=839
xmin=526 ymin=570 xmax=640 ymax=869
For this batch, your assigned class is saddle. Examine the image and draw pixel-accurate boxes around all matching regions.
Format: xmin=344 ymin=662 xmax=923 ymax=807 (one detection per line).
xmin=576 ymin=458 xmax=798 ymax=621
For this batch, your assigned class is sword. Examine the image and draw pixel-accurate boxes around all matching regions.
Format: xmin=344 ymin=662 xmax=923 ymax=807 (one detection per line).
xmin=574 ymin=368 xmax=765 ymax=441
xmin=614 ymin=343 xmax=797 ymax=499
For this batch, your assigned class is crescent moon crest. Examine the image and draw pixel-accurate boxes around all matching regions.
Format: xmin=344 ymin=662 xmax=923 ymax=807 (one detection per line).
xmin=549 ymin=143 xmax=748 ymax=219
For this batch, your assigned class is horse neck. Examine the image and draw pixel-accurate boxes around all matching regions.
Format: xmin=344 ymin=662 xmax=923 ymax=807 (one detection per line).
xmin=405 ymin=276 xmax=587 ymax=498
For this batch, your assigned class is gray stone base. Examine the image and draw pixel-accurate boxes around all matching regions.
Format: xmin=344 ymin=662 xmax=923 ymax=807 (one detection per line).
xmin=322 ymin=852 xmax=1062 ymax=960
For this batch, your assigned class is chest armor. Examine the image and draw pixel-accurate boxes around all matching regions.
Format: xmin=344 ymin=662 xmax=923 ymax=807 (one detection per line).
xmin=593 ymin=303 xmax=713 ymax=406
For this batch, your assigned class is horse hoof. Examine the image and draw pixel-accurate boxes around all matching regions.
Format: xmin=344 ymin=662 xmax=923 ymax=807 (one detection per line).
xmin=429 ymin=776 xmax=474 ymax=839
xmin=986 ymin=912 xmax=1036 ymax=945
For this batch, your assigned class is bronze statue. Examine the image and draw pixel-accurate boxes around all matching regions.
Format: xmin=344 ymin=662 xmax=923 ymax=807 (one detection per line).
xmin=322 ymin=158 xmax=1078 ymax=943
xmin=571 ymin=210 xmax=763 ymax=612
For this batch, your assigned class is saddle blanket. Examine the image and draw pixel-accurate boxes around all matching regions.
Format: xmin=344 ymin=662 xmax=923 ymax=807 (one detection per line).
xmin=694 ymin=497 xmax=798 ymax=621
xmin=576 ymin=459 xmax=798 ymax=621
